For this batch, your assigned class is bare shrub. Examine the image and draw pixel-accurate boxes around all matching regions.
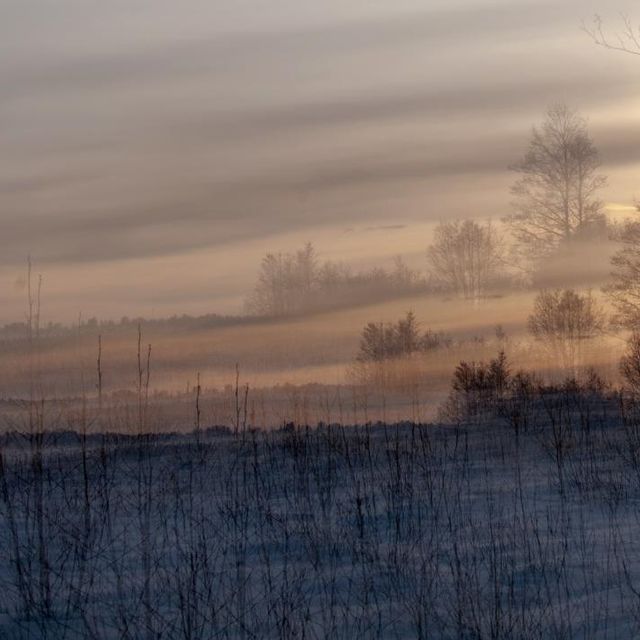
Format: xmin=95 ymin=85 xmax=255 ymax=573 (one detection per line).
xmin=441 ymin=351 xmax=510 ymax=422
xmin=528 ymin=289 xmax=605 ymax=372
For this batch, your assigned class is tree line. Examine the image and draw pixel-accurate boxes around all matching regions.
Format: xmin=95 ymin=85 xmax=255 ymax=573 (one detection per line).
xmin=246 ymin=104 xmax=620 ymax=316
xmin=245 ymin=244 xmax=427 ymax=317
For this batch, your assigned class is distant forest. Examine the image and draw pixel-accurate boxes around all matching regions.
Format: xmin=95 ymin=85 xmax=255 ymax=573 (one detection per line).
xmin=244 ymin=244 xmax=436 ymax=317
xmin=0 ymin=313 xmax=251 ymax=343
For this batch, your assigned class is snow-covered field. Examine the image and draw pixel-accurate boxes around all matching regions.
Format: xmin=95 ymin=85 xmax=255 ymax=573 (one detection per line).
xmin=2 ymin=391 xmax=640 ymax=638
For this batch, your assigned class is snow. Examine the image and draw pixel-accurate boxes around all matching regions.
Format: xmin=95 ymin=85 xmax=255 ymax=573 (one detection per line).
xmin=2 ymin=401 xmax=640 ymax=638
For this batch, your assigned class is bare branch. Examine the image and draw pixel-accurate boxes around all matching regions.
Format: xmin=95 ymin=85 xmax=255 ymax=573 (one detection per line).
xmin=583 ymin=13 xmax=640 ymax=56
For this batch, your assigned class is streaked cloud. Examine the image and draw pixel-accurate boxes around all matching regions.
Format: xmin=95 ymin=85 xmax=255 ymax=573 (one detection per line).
xmin=0 ymin=0 xmax=638 ymax=321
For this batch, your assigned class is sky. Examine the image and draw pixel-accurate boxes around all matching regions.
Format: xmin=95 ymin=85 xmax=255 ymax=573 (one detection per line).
xmin=1 ymin=0 xmax=639 ymax=323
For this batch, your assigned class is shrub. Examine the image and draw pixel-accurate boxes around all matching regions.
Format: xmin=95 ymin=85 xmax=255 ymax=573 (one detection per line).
xmin=357 ymin=312 xmax=451 ymax=363
xmin=442 ymin=351 xmax=510 ymax=421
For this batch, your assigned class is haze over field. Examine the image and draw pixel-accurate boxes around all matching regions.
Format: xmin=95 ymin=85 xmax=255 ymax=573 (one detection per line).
xmin=2 ymin=0 xmax=640 ymax=322
xmin=10 ymin=5 xmax=640 ymax=638
xmin=2 ymin=0 xmax=640 ymax=431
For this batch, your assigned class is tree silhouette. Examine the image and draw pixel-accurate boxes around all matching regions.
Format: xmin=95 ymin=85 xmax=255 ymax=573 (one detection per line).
xmin=427 ymin=219 xmax=503 ymax=301
xmin=604 ymin=213 xmax=640 ymax=329
xmin=620 ymin=332 xmax=640 ymax=393
xmin=246 ymin=244 xmax=425 ymax=316
xmin=504 ymin=105 xmax=607 ymax=262
xmin=528 ymin=289 xmax=605 ymax=371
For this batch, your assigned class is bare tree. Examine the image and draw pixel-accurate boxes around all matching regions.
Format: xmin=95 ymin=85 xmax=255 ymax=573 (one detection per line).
xmin=604 ymin=214 xmax=640 ymax=329
xmin=528 ymin=289 xmax=605 ymax=371
xmin=504 ymin=105 xmax=607 ymax=261
xmin=295 ymin=242 xmax=317 ymax=301
xmin=391 ymin=256 xmax=419 ymax=288
xmin=584 ymin=14 xmax=640 ymax=56
xmin=620 ymin=332 xmax=640 ymax=393
xmin=245 ymin=242 xmax=318 ymax=316
xmin=427 ymin=219 xmax=503 ymax=301
xmin=357 ymin=322 xmax=392 ymax=363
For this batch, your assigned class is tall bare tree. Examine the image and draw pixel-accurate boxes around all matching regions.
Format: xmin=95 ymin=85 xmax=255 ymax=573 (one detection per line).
xmin=427 ymin=219 xmax=503 ymax=301
xmin=505 ymin=105 xmax=607 ymax=261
